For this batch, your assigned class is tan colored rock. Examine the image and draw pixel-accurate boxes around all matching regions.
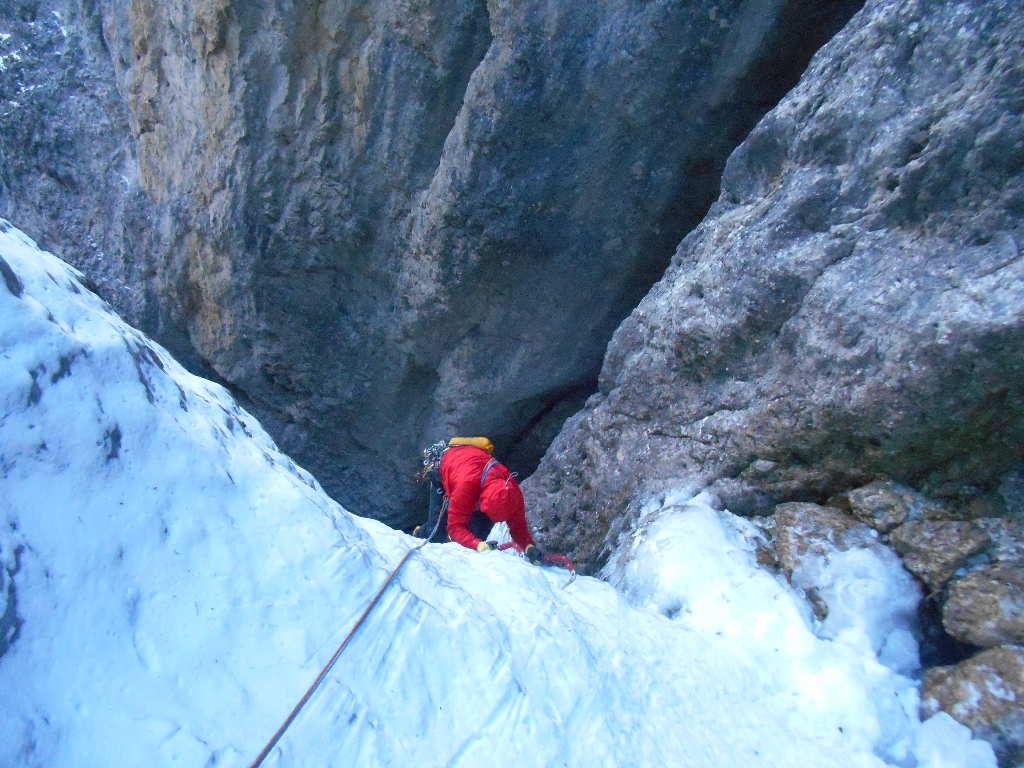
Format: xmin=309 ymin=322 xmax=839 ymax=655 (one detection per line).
xmin=944 ymin=564 xmax=1024 ymax=648
xmin=772 ymin=502 xmax=874 ymax=575
xmin=889 ymin=520 xmax=991 ymax=593
xmin=828 ymin=479 xmax=951 ymax=533
xmin=921 ymin=645 xmax=1024 ymax=766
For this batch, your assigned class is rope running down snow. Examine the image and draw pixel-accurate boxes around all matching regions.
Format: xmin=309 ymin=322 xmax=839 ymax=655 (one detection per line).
xmin=247 ymin=503 xmax=447 ymax=768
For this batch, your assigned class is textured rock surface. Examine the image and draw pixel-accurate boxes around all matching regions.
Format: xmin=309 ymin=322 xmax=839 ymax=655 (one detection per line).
xmin=829 ymin=479 xmax=951 ymax=533
xmin=0 ymin=0 xmax=161 ymax=333
xmin=772 ymin=501 xmax=873 ymax=574
xmin=979 ymin=518 xmax=1024 ymax=566
xmin=944 ymin=564 xmax=1024 ymax=648
xmin=526 ymin=0 xmax=1024 ymax=571
xmin=922 ymin=645 xmax=1024 ymax=767
xmin=890 ymin=520 xmax=992 ymax=593
xmin=0 ymin=0 xmax=855 ymax=527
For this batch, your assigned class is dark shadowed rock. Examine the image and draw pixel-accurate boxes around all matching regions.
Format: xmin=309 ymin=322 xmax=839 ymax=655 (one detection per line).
xmin=525 ymin=0 xmax=1024 ymax=571
xmin=922 ymin=645 xmax=1024 ymax=767
xmin=890 ymin=520 xmax=992 ymax=593
xmin=708 ymin=476 xmax=773 ymax=517
xmin=944 ymin=564 xmax=1024 ymax=648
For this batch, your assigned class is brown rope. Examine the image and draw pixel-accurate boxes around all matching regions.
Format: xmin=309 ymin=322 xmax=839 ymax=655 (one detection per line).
xmin=248 ymin=536 xmax=430 ymax=767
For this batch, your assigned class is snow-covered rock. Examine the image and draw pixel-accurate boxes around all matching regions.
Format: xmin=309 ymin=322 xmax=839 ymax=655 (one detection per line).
xmin=0 ymin=222 xmax=998 ymax=767
xmin=922 ymin=646 xmax=1024 ymax=766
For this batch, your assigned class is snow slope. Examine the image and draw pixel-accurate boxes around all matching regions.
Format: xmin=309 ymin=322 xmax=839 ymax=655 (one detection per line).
xmin=0 ymin=221 xmax=996 ymax=768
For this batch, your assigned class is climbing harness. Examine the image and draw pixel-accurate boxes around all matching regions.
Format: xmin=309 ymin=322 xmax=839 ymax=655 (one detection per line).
xmin=247 ymin=502 xmax=447 ymax=768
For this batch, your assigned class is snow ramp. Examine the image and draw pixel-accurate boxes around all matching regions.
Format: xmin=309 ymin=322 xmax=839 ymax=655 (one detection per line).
xmin=0 ymin=221 xmax=995 ymax=767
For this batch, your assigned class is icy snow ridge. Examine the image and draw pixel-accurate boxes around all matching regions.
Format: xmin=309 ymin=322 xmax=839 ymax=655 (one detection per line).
xmin=0 ymin=221 xmax=996 ymax=767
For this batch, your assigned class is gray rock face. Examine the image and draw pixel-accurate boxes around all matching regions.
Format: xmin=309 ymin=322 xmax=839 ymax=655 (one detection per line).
xmin=525 ymin=0 xmax=1024 ymax=571
xmin=2 ymin=0 xmax=867 ymax=527
xmin=922 ymin=645 xmax=1024 ymax=767
xmin=944 ymin=564 xmax=1024 ymax=648
xmin=0 ymin=0 xmax=161 ymax=333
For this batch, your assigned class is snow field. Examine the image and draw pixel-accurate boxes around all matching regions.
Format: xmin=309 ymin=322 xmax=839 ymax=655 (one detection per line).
xmin=0 ymin=223 xmax=998 ymax=767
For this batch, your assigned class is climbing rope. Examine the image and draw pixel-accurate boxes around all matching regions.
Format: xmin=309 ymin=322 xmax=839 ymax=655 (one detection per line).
xmin=247 ymin=503 xmax=575 ymax=766
xmin=247 ymin=504 xmax=446 ymax=768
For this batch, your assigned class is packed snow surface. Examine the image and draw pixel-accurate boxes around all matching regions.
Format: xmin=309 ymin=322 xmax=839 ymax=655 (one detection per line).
xmin=0 ymin=222 xmax=997 ymax=767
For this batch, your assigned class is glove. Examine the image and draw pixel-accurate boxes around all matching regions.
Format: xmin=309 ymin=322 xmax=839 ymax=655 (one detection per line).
xmin=476 ymin=541 xmax=493 ymax=552
xmin=524 ymin=545 xmax=543 ymax=565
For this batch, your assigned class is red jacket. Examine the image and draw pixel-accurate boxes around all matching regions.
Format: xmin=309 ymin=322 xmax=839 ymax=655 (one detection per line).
xmin=440 ymin=445 xmax=535 ymax=550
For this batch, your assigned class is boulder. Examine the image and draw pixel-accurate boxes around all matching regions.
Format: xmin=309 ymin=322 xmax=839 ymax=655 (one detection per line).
xmin=944 ymin=565 xmax=1024 ymax=648
xmin=922 ymin=645 xmax=1024 ymax=767
xmin=771 ymin=502 xmax=921 ymax=662
xmin=828 ymin=479 xmax=951 ymax=533
xmin=525 ymin=0 xmax=1024 ymax=571
xmin=889 ymin=520 xmax=992 ymax=593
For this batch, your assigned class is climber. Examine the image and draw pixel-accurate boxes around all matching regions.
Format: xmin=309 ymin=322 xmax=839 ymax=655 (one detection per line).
xmin=415 ymin=437 xmax=543 ymax=564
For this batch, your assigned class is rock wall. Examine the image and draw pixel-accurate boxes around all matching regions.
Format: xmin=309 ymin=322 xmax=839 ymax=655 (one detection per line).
xmin=0 ymin=0 xmax=162 ymax=334
xmin=1 ymin=0 xmax=865 ymax=527
xmin=525 ymin=0 xmax=1024 ymax=571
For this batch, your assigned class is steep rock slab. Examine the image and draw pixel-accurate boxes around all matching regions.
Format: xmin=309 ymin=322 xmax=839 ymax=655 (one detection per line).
xmin=90 ymin=0 xmax=865 ymax=527
xmin=525 ymin=0 xmax=1024 ymax=571
xmin=922 ymin=646 xmax=1024 ymax=768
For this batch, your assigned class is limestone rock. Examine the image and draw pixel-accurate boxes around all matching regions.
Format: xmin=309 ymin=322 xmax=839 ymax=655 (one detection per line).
xmin=526 ymin=0 xmax=1024 ymax=571
xmin=771 ymin=502 xmax=921 ymax=653
xmin=944 ymin=565 xmax=1024 ymax=648
xmin=889 ymin=520 xmax=992 ymax=593
xmin=922 ymin=645 xmax=1024 ymax=767
xmin=828 ymin=479 xmax=950 ymax=533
